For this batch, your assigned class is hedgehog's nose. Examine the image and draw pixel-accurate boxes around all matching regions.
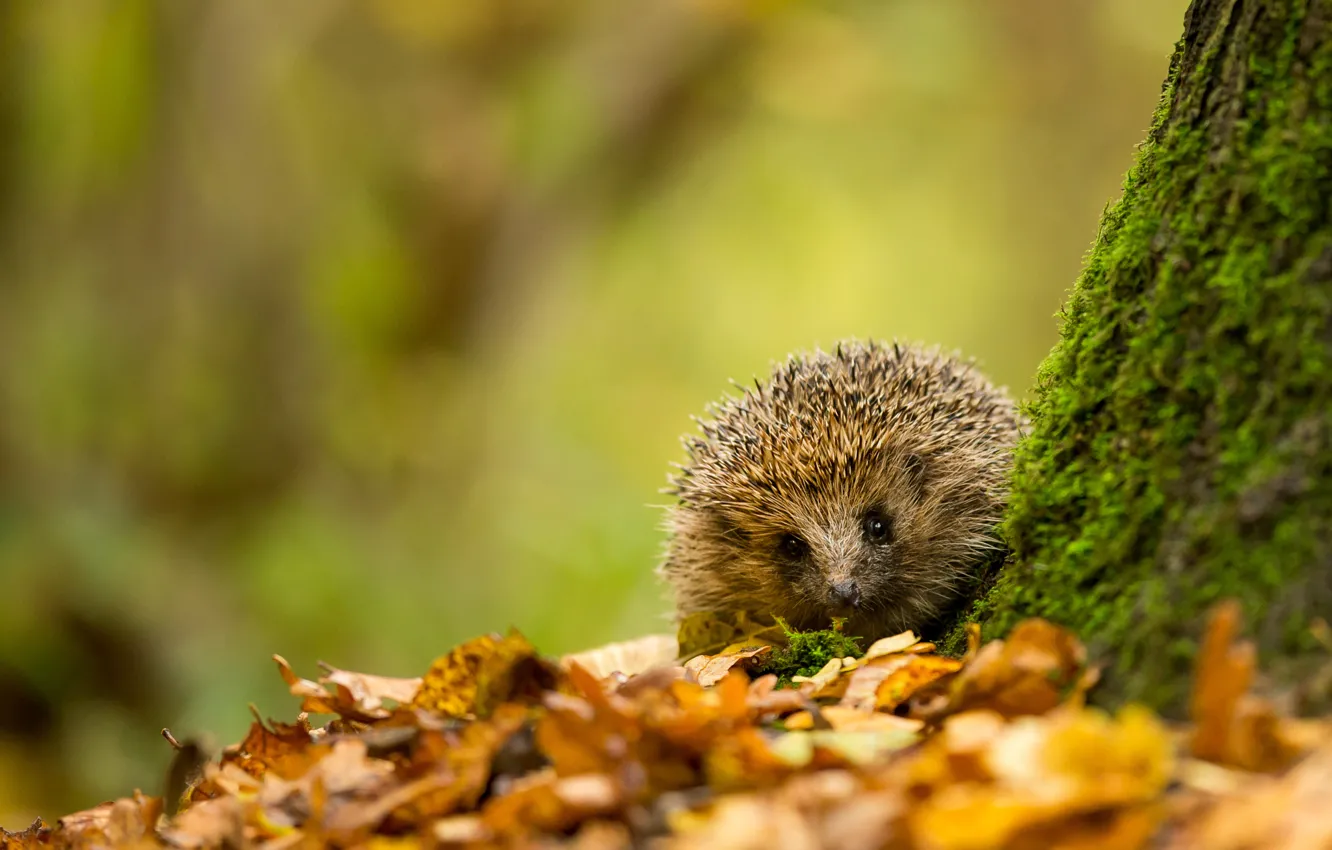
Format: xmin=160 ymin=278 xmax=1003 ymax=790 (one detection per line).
xmin=830 ymin=579 xmax=861 ymax=610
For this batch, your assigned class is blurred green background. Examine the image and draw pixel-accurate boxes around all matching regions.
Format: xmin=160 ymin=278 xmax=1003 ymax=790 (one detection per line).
xmin=0 ymin=0 xmax=1186 ymax=824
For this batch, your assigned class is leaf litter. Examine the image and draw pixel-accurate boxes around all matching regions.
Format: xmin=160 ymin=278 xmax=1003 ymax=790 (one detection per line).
xmin=4 ymin=605 xmax=1332 ymax=849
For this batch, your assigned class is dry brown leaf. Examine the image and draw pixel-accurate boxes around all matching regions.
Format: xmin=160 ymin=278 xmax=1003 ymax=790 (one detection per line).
xmin=162 ymin=796 xmax=246 ymax=849
xmin=817 ymin=706 xmax=924 ymax=734
xmin=917 ymin=618 xmax=1086 ymax=721
xmin=272 ymin=656 xmax=418 ymax=722
xmin=322 ymin=768 xmax=456 ymax=842
xmin=875 ymin=653 xmax=965 ymax=712
xmin=1188 ymin=600 xmax=1303 ymax=773
xmin=564 ymin=633 xmax=679 ymax=679
xmin=1190 ymin=599 xmax=1252 ymax=763
xmin=0 ymin=820 xmax=48 ymax=850
xmin=537 ymin=691 xmax=622 ymax=778
xmin=794 ymin=657 xmax=851 ymax=699
xmin=481 ymin=772 xmax=623 ymax=836
xmin=217 ymin=713 xmax=317 ymax=781
xmin=1168 ymin=744 xmax=1332 ymax=850
xmin=840 ymin=662 xmax=894 ymax=712
xmin=863 ymin=631 xmax=919 ymax=660
xmin=274 ymin=654 xmax=346 ymax=716
xmin=402 ymin=704 xmax=530 ymax=820
xmin=684 ymin=645 xmax=772 ymax=688
xmin=51 ymin=793 xmax=162 ymax=847
xmin=320 ymin=665 xmax=422 ymax=713
xmin=413 ymin=630 xmax=562 ymax=718
xmin=676 ymin=611 xmax=787 ymax=659
xmin=705 ymin=725 xmax=807 ymax=791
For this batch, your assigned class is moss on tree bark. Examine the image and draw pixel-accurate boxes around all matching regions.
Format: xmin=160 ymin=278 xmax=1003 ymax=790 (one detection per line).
xmin=941 ymin=0 xmax=1332 ymax=713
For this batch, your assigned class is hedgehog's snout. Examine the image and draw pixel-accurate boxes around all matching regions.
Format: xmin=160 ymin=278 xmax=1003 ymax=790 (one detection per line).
xmin=829 ymin=579 xmax=861 ymax=610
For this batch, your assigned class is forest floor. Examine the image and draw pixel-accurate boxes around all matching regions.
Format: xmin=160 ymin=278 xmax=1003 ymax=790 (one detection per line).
xmin=4 ymin=601 xmax=1330 ymax=850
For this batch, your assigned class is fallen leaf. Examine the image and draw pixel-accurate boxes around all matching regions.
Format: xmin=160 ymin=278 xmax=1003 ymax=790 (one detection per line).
xmin=0 ymin=819 xmax=49 ymax=850
xmin=320 ymin=665 xmax=422 ymax=713
xmin=161 ymin=796 xmax=246 ymax=849
xmin=864 ymin=631 xmax=919 ymax=660
xmin=564 ymin=633 xmax=679 ymax=679
xmin=794 ymin=657 xmax=850 ymax=699
xmin=482 ymin=772 xmax=623 ymax=836
xmin=676 ymin=611 xmax=787 ymax=660
xmin=874 ymin=654 xmax=965 ymax=712
xmin=218 ymin=711 xmax=316 ymax=780
xmin=684 ymin=645 xmax=772 ymax=688
xmin=1190 ymin=599 xmax=1252 ymax=764
xmin=1188 ymin=600 xmax=1301 ymax=772
xmin=413 ymin=631 xmax=562 ymax=718
xmin=917 ymin=618 xmax=1086 ymax=720
xmin=274 ymin=655 xmax=345 ymax=716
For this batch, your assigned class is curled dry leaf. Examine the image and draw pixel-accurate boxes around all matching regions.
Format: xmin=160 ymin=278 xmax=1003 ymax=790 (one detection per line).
xmin=1190 ymin=599 xmax=1252 ymax=763
xmin=563 ymin=633 xmax=679 ymax=679
xmin=676 ymin=611 xmax=787 ymax=659
xmin=684 ymin=645 xmax=773 ymax=688
xmin=48 ymin=793 xmax=162 ymax=848
xmin=273 ymin=654 xmax=343 ymax=716
xmin=837 ymin=652 xmax=964 ymax=714
xmin=319 ymin=665 xmax=421 ymax=713
xmin=877 ymin=653 xmax=965 ymax=712
xmin=0 ymin=820 xmax=48 ymax=850
xmin=794 ymin=657 xmax=851 ymax=699
xmin=863 ymin=631 xmax=919 ymax=660
xmin=273 ymin=655 xmax=420 ymax=721
xmin=211 ymin=711 xmax=316 ymax=782
xmin=413 ymin=630 xmax=564 ymax=719
xmin=1189 ymin=599 xmax=1303 ymax=773
xmin=160 ymin=796 xmax=244 ymax=849
xmin=914 ymin=618 xmax=1086 ymax=721
xmin=839 ymin=663 xmax=894 ymax=713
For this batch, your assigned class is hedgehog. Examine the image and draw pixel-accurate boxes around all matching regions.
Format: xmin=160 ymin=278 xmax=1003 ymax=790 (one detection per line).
xmin=659 ymin=339 xmax=1023 ymax=641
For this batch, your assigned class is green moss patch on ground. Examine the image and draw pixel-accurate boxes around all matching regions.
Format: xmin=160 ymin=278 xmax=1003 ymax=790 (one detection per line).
xmin=756 ymin=619 xmax=863 ymax=686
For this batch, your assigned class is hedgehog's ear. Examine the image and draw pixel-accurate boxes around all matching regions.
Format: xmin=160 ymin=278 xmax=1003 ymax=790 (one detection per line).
xmin=902 ymin=452 xmax=929 ymax=496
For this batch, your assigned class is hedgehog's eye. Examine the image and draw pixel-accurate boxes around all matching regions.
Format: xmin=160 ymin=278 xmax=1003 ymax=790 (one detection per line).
xmin=862 ymin=510 xmax=893 ymax=544
xmin=777 ymin=533 xmax=808 ymax=561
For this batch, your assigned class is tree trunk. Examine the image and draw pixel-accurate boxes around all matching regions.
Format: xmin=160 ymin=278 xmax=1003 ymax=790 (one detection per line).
xmin=949 ymin=0 xmax=1332 ymax=713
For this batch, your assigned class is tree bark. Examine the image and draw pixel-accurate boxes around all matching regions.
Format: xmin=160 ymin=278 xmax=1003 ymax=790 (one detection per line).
xmin=948 ymin=0 xmax=1332 ymax=713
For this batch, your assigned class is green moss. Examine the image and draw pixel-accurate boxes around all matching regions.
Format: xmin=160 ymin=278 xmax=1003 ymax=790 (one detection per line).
xmin=954 ymin=2 xmax=1332 ymax=713
xmin=757 ymin=618 xmax=863 ymax=686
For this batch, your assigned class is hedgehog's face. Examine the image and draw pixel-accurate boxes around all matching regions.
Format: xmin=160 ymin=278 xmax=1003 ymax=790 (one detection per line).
xmin=664 ymin=448 xmax=1003 ymax=638
xmin=749 ymin=492 xmax=926 ymax=634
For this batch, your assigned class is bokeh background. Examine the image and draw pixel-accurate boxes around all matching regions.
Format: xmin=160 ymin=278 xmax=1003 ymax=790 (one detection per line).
xmin=0 ymin=0 xmax=1187 ymax=824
